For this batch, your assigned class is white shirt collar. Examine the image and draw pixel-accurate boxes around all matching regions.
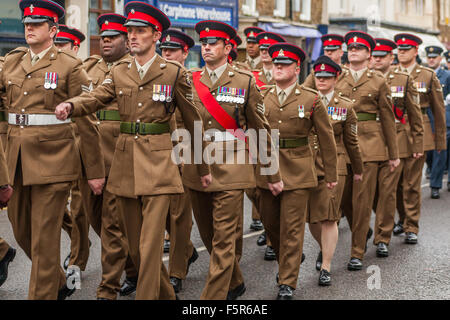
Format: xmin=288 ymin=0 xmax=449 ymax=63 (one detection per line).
xmin=319 ymin=90 xmax=335 ymax=104
xmin=30 ymin=45 xmax=53 ymax=61
xmin=135 ymin=54 xmax=158 ymax=78
xmin=276 ymin=81 xmax=297 ymax=98
xmin=401 ymin=63 xmax=416 ymax=75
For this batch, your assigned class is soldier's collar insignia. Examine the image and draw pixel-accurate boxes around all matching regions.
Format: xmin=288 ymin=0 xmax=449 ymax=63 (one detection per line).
xmin=228 ymin=71 xmax=234 ymax=77
xmin=160 ymin=63 xmax=167 ymax=69
xmin=295 ymin=89 xmax=301 ymax=95
xmin=334 ymin=98 xmax=339 ymax=103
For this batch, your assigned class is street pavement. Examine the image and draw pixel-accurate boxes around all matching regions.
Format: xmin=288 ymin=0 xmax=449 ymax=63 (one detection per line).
xmin=0 ymin=174 xmax=449 ymax=300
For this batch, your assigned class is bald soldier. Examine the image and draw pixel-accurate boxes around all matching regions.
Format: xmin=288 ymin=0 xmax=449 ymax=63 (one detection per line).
xmin=183 ymin=20 xmax=282 ymax=300
xmin=53 ymin=24 xmax=92 ymax=276
xmin=1 ymin=0 xmax=105 ymax=299
xmin=335 ymin=31 xmax=399 ymax=271
xmin=257 ymin=43 xmax=337 ymax=300
xmin=56 ymin=2 xmax=211 ymax=300
xmin=371 ymin=38 xmax=423 ymax=257
xmin=159 ymin=28 xmax=199 ymax=294
xmin=394 ymin=33 xmax=446 ymax=244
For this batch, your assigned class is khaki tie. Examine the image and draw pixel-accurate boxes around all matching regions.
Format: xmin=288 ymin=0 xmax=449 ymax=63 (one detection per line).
xmin=278 ymin=90 xmax=286 ymax=105
xmin=31 ymin=55 xmax=39 ymax=66
xmin=266 ymin=71 xmax=272 ymax=82
xmin=107 ymin=62 xmax=113 ymax=70
xmin=210 ymin=71 xmax=218 ymax=85
xmin=322 ymin=95 xmax=329 ymax=107
xmin=352 ymin=70 xmax=359 ymax=83
xmin=138 ymin=68 xmax=145 ymax=80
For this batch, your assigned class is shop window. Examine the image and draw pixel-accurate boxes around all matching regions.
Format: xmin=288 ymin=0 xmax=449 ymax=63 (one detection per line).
xmin=274 ymin=0 xmax=286 ymax=17
xmin=89 ymin=0 xmax=115 ymax=55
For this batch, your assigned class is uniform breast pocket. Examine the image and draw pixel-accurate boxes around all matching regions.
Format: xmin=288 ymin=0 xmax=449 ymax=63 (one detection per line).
xmin=289 ymin=111 xmax=312 ymax=127
xmin=116 ymin=88 xmax=133 ymax=115
xmin=6 ymin=78 xmax=23 ymax=105
xmin=360 ymin=91 xmax=377 ymax=105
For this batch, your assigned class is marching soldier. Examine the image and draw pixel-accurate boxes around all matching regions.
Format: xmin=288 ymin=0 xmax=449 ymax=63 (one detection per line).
xmin=257 ymin=43 xmax=337 ymax=299
xmin=423 ymin=46 xmax=450 ymax=199
xmin=394 ymin=33 xmax=446 ymax=243
xmin=1 ymin=0 xmax=105 ymax=299
xmin=444 ymin=51 xmax=450 ymax=70
xmin=307 ymin=55 xmax=363 ymax=286
xmin=183 ymin=20 xmax=282 ymax=300
xmin=241 ymin=27 xmax=265 ymax=71
xmin=229 ymin=35 xmax=251 ymax=71
xmin=53 ymin=24 xmax=91 ymax=275
xmin=80 ymin=13 xmax=136 ymax=300
xmin=55 ymin=2 xmax=211 ymax=300
xmin=303 ymin=34 xmax=346 ymax=90
xmin=0 ymin=56 xmax=16 ymax=289
xmin=159 ymin=28 xmax=199 ymax=293
xmin=371 ymin=38 xmax=423 ymax=257
xmin=335 ymin=31 xmax=399 ymax=271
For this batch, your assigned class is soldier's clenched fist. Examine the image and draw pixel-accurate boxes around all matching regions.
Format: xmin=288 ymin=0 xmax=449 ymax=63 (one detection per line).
xmin=55 ymin=102 xmax=73 ymax=120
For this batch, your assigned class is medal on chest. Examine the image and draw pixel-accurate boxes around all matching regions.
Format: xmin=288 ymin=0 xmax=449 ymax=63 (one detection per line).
xmin=44 ymin=72 xmax=58 ymax=90
xmin=391 ymin=86 xmax=405 ymax=98
xmin=216 ymin=86 xmax=245 ymax=104
xmin=298 ymin=105 xmax=305 ymax=118
xmin=153 ymin=84 xmax=172 ymax=102
xmin=415 ymin=82 xmax=427 ymax=93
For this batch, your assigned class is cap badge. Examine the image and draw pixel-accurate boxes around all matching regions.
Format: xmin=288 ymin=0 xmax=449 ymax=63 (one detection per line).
xmin=249 ymin=31 xmax=255 ymax=37
xmin=205 ymin=27 xmax=210 ymax=32
xmin=105 ymin=20 xmax=109 ymax=25
xmin=430 ymin=47 xmax=434 ymax=52
xmin=320 ymin=64 xmax=326 ymax=71
xmin=402 ymin=37 xmax=406 ymax=42
xmin=29 ymin=5 xmax=34 ymax=13
xmin=278 ymin=49 xmax=285 ymax=57
xmin=131 ymin=9 xmax=135 ymax=14
xmin=377 ymin=43 xmax=380 ymax=46
xmin=353 ymin=36 xmax=358 ymax=42
xmin=264 ymin=36 xmax=268 ymax=40
xmin=329 ymin=38 xmax=332 ymax=41
xmin=166 ymin=35 xmax=171 ymax=41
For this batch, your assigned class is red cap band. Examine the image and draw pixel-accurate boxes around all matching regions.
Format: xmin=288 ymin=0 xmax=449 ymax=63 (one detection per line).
xmin=24 ymin=6 xmax=59 ymax=22
xmin=101 ymin=22 xmax=127 ymax=34
xmin=396 ymin=38 xmax=419 ymax=47
xmin=323 ymin=39 xmax=343 ymax=47
xmin=348 ymin=37 xmax=371 ymax=51
xmin=314 ymin=63 xmax=339 ymax=74
xmin=374 ymin=44 xmax=393 ymax=52
xmin=259 ymin=38 xmax=279 ymax=46
xmin=56 ymin=31 xmax=80 ymax=46
xmin=127 ymin=10 xmax=162 ymax=31
xmin=273 ymin=50 xmax=301 ymax=64
xmin=162 ymin=36 xmax=189 ymax=51
xmin=199 ymin=29 xmax=230 ymax=41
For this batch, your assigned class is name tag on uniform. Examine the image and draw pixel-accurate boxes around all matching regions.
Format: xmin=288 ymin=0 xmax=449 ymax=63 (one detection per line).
xmin=216 ymin=86 xmax=245 ymax=104
xmin=391 ymin=86 xmax=405 ymax=98
xmin=153 ymin=84 xmax=172 ymax=102
xmin=415 ymin=82 xmax=427 ymax=93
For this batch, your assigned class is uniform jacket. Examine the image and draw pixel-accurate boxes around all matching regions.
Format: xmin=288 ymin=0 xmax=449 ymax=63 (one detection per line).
xmin=83 ymin=53 xmax=131 ymax=176
xmin=335 ymin=68 xmax=399 ymax=162
xmin=0 ymin=46 xmax=104 ymax=186
xmin=256 ymin=84 xmax=337 ymax=190
xmin=312 ymin=93 xmax=363 ymax=177
xmin=302 ymin=65 xmax=349 ymax=91
xmin=0 ymin=57 xmax=7 ymax=149
xmin=434 ymin=66 xmax=450 ymax=129
xmin=183 ymin=64 xmax=281 ymax=192
xmin=67 ymin=54 xmax=210 ymax=198
xmin=386 ymin=69 xmax=424 ymax=157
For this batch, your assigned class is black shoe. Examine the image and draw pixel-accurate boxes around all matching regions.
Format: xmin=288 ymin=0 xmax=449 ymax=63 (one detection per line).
xmin=315 ymin=251 xmax=322 ymax=271
xmin=264 ymin=246 xmax=276 ymax=261
xmin=301 ymin=253 xmax=305 ymax=264
xmin=63 ymin=252 xmax=71 ymax=271
xmin=227 ymin=283 xmax=246 ymax=300
xmin=119 ymin=276 xmax=137 ymax=296
xmin=276 ymin=273 xmax=279 ymax=284
xmin=347 ymin=257 xmax=363 ymax=271
xmin=186 ymin=247 xmax=199 ymax=275
xmin=404 ymin=232 xmax=418 ymax=244
xmin=318 ymin=269 xmax=331 ymax=286
xmin=163 ymin=239 xmax=170 ymax=253
xmin=249 ymin=219 xmax=264 ymax=231
xmin=365 ymin=227 xmax=373 ymax=253
xmin=97 ymin=297 xmax=110 ymax=300
xmin=0 ymin=247 xmax=16 ymax=287
xmin=277 ymin=285 xmax=294 ymax=300
xmin=376 ymin=242 xmax=389 ymax=257
xmin=256 ymin=232 xmax=267 ymax=246
xmin=447 ymin=183 xmax=450 ymax=192
xmin=431 ymin=188 xmax=440 ymax=199
xmin=170 ymin=277 xmax=182 ymax=293
xmin=393 ymin=222 xmax=404 ymax=236
xmin=57 ymin=284 xmax=75 ymax=300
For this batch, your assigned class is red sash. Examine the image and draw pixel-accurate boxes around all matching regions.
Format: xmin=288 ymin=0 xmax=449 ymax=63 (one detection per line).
xmin=252 ymin=71 xmax=266 ymax=89
xmin=392 ymin=104 xmax=406 ymax=124
xmin=192 ymin=71 xmax=246 ymax=141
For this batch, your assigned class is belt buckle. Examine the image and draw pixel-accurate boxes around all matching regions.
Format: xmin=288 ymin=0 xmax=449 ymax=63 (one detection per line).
xmin=134 ymin=122 xmax=140 ymax=134
xmin=16 ymin=114 xmax=28 ymax=126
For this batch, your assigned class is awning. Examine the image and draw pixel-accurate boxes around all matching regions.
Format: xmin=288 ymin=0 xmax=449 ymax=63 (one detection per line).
xmin=258 ymin=22 xmax=323 ymax=61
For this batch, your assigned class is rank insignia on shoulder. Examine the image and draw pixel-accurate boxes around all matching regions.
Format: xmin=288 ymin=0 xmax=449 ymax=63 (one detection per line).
xmin=185 ymin=73 xmax=192 ymax=86
xmin=257 ymin=103 xmax=265 ymax=114
xmin=351 ymin=124 xmax=358 ymax=135
xmin=81 ymin=82 xmax=93 ymax=93
xmin=102 ymin=78 xmax=113 ymax=85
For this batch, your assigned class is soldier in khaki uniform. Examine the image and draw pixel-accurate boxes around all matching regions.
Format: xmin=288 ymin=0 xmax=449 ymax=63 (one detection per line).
xmin=183 ymin=21 xmax=282 ymax=300
xmin=0 ymin=57 xmax=16 ymax=289
xmin=230 ymin=35 xmax=251 ymax=72
xmin=240 ymin=27 xmax=264 ymax=71
xmin=335 ymin=31 xmax=399 ymax=271
xmin=56 ymin=2 xmax=211 ymax=300
xmin=78 ymin=13 xmax=136 ymax=300
xmin=159 ymin=29 xmax=199 ymax=294
xmin=371 ymin=38 xmax=424 ymax=257
xmin=307 ymin=56 xmax=363 ymax=286
xmin=257 ymin=43 xmax=337 ymax=300
xmin=53 ymin=24 xmax=91 ymax=275
xmin=394 ymin=33 xmax=446 ymax=244
xmin=1 ymin=0 xmax=105 ymax=300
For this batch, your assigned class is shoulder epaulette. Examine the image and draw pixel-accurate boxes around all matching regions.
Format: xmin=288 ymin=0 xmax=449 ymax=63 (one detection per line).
xmin=5 ymin=47 xmax=28 ymax=59
xmin=57 ymin=48 xmax=79 ymax=60
xmin=300 ymin=84 xmax=319 ymax=95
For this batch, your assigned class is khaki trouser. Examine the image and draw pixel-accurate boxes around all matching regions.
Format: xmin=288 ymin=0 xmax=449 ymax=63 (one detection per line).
xmin=8 ymin=157 xmax=70 ymax=299
xmin=189 ymin=189 xmax=244 ymax=300
xmin=166 ymin=189 xmax=194 ymax=280
xmin=0 ymin=237 xmax=10 ymax=260
xmin=61 ymin=179 xmax=90 ymax=271
xmin=245 ymin=188 xmax=272 ymax=247
xmin=373 ymin=160 xmax=403 ymax=245
xmin=116 ymin=194 xmax=175 ymax=300
xmin=80 ymin=177 xmax=129 ymax=300
xmin=259 ymin=188 xmax=309 ymax=289
xmin=341 ymin=164 xmax=354 ymax=230
xmin=396 ymin=156 xmax=426 ymax=234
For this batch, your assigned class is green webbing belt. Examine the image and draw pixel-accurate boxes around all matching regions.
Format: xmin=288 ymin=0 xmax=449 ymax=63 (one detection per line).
xmin=279 ymin=137 xmax=309 ymax=149
xmin=96 ymin=110 xmax=121 ymax=121
xmin=120 ymin=121 xmax=170 ymax=135
xmin=356 ymin=112 xmax=377 ymax=121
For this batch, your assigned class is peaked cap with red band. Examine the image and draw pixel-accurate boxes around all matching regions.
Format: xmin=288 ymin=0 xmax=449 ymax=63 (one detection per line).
xmin=372 ymin=38 xmax=397 ymax=57
xmin=97 ymin=13 xmax=127 ymax=37
xmin=244 ymin=27 xmax=264 ymax=43
xmin=256 ymin=32 xmax=286 ymax=50
xmin=313 ymin=55 xmax=342 ymax=77
xmin=229 ymin=49 xmax=238 ymax=62
xmin=195 ymin=20 xmax=236 ymax=43
xmin=321 ymin=34 xmax=345 ymax=51
xmin=55 ymin=25 xmax=85 ymax=47
xmin=230 ymin=35 xmax=242 ymax=49
xmin=268 ymin=42 xmax=306 ymax=65
xmin=124 ymin=1 xmax=170 ymax=32
xmin=394 ymin=33 xmax=423 ymax=50
xmin=160 ymin=29 xmax=195 ymax=52
xmin=345 ymin=31 xmax=376 ymax=51
xmin=20 ymin=0 xmax=65 ymax=24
